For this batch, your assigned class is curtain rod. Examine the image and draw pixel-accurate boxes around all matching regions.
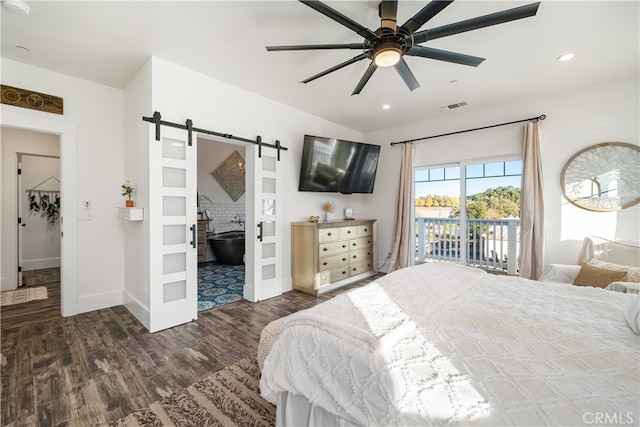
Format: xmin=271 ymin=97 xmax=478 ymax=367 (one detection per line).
xmin=390 ymin=114 xmax=546 ymax=146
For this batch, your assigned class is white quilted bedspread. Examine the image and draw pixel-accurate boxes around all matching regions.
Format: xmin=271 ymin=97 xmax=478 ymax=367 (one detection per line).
xmin=260 ymin=262 xmax=640 ymax=426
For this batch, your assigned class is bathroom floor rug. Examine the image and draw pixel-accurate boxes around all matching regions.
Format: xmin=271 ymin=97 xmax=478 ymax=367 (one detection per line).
xmin=198 ymin=261 xmax=244 ymax=311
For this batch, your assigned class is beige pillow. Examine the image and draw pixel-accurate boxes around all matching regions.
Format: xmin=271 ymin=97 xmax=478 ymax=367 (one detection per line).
xmin=585 ymin=259 xmax=640 ymax=282
xmin=574 ymin=263 xmax=628 ymax=288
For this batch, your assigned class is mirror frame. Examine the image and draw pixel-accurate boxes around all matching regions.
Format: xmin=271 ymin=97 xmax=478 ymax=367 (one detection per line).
xmin=560 ymin=142 xmax=640 ymax=212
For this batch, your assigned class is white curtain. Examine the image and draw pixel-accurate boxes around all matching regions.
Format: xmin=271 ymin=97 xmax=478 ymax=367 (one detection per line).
xmin=519 ymin=121 xmax=544 ymax=279
xmin=388 ymin=143 xmax=414 ymax=273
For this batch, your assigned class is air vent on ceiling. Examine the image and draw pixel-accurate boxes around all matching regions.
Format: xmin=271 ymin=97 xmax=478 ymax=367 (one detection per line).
xmin=440 ymin=101 xmax=469 ymax=111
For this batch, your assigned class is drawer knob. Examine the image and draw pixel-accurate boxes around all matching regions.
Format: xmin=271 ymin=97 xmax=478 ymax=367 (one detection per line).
xmin=323 ymin=261 xmax=328 ymax=266
xmin=323 ymin=248 xmax=328 ymax=252
xmin=352 ymin=243 xmax=356 ymax=247
xmin=342 ymin=258 xmax=347 ymax=262
xmin=352 ymin=267 xmax=357 ymax=271
xmin=364 ymin=228 xmax=368 ymax=232
xmin=342 ymin=244 xmax=347 ymax=248
xmin=342 ymin=271 xmax=347 ymax=275
xmin=347 ymin=230 xmax=351 ymax=234
xmin=327 ymin=232 xmax=332 ymax=236
xmin=352 ymin=255 xmax=356 ymax=259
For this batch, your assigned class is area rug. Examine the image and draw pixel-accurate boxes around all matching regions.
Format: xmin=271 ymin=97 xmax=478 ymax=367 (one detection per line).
xmin=114 ymin=355 xmax=275 ymax=427
xmin=0 ymin=286 xmax=48 ymax=307
xmin=198 ymin=262 xmax=244 ymax=311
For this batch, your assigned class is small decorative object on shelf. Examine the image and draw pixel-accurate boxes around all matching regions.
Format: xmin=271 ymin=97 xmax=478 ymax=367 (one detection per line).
xmin=321 ymin=201 xmax=335 ymax=222
xmin=121 ymin=180 xmax=135 ymax=207
xmin=309 ymin=215 xmax=319 ymax=223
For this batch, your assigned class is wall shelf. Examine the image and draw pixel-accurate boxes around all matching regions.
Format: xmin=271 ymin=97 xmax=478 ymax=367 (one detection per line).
xmin=118 ymin=207 xmax=144 ymax=221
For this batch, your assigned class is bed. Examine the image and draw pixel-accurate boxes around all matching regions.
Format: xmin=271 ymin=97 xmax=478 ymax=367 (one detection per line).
xmin=259 ymin=262 xmax=640 ymax=426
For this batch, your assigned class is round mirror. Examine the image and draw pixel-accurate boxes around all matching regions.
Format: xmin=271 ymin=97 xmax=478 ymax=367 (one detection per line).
xmin=561 ymin=142 xmax=640 ymax=211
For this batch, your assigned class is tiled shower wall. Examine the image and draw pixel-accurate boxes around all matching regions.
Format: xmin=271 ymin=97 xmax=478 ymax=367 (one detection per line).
xmin=199 ymin=202 xmax=245 ymax=234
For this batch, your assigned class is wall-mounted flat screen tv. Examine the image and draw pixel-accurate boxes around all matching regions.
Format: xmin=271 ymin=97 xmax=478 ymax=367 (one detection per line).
xmin=298 ymin=135 xmax=381 ymax=194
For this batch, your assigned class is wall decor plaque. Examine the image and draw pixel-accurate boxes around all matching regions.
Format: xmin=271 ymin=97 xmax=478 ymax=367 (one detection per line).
xmin=211 ymin=150 xmax=246 ymax=202
xmin=1 ymin=84 xmax=63 ymax=115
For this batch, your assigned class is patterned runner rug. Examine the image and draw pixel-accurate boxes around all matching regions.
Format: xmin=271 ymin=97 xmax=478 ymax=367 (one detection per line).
xmin=0 ymin=286 xmax=48 ymax=307
xmin=114 ymin=356 xmax=275 ymax=427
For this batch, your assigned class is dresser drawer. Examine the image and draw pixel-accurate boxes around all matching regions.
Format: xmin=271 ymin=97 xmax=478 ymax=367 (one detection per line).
xmin=330 ymin=267 xmax=350 ymax=282
xmin=349 ymin=259 xmax=373 ymax=276
xmin=319 ymin=241 xmax=349 ymax=256
xmin=318 ymin=227 xmax=341 ymax=242
xmin=318 ymin=271 xmax=331 ymax=286
xmin=319 ymin=253 xmax=349 ymax=271
xmin=339 ymin=226 xmax=357 ymax=239
xmin=349 ymin=248 xmax=372 ymax=263
xmin=356 ymin=224 xmax=372 ymax=237
xmin=349 ymin=237 xmax=372 ymax=250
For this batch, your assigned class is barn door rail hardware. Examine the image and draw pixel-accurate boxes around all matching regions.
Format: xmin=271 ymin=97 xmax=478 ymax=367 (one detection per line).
xmin=142 ymin=111 xmax=287 ymax=159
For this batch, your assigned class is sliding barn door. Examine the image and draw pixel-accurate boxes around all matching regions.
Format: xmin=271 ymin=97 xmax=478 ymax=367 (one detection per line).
xmin=148 ymin=126 xmax=197 ymax=332
xmin=245 ymin=145 xmax=282 ymax=302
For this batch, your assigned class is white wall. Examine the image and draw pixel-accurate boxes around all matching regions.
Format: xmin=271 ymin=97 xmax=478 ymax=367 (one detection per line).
xmin=365 ymin=74 xmax=640 ymax=267
xmin=148 ymin=57 xmax=372 ymax=289
xmin=1 ymin=58 xmax=126 ymax=313
xmin=122 ymin=58 xmax=152 ymax=326
xmin=21 ymin=154 xmax=61 ymax=271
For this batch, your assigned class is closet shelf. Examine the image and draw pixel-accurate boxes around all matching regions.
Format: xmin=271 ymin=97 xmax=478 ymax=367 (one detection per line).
xmin=117 ymin=207 xmax=144 ymax=221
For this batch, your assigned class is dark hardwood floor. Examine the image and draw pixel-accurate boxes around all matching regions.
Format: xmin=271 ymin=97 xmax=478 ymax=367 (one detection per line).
xmin=0 ymin=274 xmax=382 ymax=426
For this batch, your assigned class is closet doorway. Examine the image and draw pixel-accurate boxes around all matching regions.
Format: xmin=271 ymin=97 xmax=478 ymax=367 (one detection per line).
xmin=1 ymin=127 xmax=62 ymax=327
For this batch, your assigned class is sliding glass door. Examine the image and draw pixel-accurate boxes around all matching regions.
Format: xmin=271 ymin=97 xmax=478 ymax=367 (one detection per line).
xmin=414 ymin=158 xmax=522 ymax=274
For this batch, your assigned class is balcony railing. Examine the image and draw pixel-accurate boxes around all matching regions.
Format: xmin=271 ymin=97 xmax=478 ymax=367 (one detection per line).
xmin=415 ymin=217 xmax=520 ymax=274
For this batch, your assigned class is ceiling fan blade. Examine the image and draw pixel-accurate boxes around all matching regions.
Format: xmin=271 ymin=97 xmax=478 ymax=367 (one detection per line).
xmin=413 ymin=2 xmax=541 ymax=44
xmin=352 ymin=62 xmax=378 ymax=95
xmin=407 ymin=46 xmax=485 ymax=67
xmin=379 ymin=0 xmax=398 ymax=32
xmin=400 ymin=0 xmax=453 ymax=35
xmin=300 ymin=0 xmax=377 ymax=40
xmin=266 ymin=43 xmax=365 ymax=52
xmin=301 ymin=53 xmax=368 ymax=84
xmin=394 ymin=59 xmax=420 ymax=91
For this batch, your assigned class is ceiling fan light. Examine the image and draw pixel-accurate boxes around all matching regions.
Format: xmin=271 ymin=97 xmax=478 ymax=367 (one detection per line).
xmin=374 ymin=47 xmax=401 ymax=67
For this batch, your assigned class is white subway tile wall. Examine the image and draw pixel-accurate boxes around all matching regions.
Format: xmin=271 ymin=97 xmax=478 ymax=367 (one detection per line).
xmin=199 ymin=202 xmax=245 ymax=234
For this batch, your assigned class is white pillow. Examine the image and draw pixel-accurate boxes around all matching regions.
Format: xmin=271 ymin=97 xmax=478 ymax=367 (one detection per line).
xmin=625 ymin=295 xmax=640 ymax=335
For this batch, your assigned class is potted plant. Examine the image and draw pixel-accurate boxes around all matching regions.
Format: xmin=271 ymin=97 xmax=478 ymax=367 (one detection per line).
xmin=121 ymin=180 xmax=135 ymax=207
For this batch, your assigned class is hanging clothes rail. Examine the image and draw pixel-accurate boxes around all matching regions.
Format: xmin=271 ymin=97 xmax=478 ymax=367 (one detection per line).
xmin=27 ymin=175 xmax=60 ymax=191
xmin=390 ymin=114 xmax=546 ymax=146
xmin=142 ymin=111 xmax=287 ymax=160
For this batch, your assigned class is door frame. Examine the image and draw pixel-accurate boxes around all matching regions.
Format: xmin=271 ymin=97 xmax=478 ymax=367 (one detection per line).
xmin=1 ymin=108 xmax=78 ymax=316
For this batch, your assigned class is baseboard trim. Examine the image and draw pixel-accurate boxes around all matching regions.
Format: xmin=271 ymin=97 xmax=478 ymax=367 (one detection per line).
xmin=77 ymin=290 xmax=123 ymax=314
xmin=123 ymin=290 xmax=150 ymax=330
xmin=23 ymin=257 xmax=60 ymax=271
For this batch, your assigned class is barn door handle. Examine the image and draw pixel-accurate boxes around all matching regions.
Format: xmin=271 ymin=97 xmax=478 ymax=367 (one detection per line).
xmin=257 ymin=221 xmax=264 ymax=242
xmin=190 ymin=224 xmax=196 ymax=248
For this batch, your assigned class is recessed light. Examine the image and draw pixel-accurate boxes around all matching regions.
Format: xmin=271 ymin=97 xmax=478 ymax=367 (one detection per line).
xmin=382 ymin=104 xmax=391 ymax=110
xmin=557 ymin=52 xmax=575 ymax=62
xmin=2 ymin=0 xmax=30 ymax=15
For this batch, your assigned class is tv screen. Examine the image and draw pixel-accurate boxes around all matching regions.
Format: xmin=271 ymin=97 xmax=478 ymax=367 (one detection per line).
xmin=298 ymin=135 xmax=380 ymax=194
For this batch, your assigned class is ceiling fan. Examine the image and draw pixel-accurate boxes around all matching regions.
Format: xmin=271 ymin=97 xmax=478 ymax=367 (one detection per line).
xmin=266 ymin=0 xmax=541 ymax=95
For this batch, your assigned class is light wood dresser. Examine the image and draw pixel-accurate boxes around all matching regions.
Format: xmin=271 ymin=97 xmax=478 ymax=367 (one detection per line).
xmin=291 ymin=219 xmax=377 ymax=295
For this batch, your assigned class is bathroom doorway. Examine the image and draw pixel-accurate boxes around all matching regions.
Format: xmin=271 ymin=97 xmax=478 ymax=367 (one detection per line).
xmin=196 ymin=136 xmax=246 ymax=311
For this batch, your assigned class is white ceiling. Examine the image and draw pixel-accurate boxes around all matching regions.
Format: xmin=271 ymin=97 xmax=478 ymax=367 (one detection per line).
xmin=1 ymin=1 xmax=638 ymax=132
